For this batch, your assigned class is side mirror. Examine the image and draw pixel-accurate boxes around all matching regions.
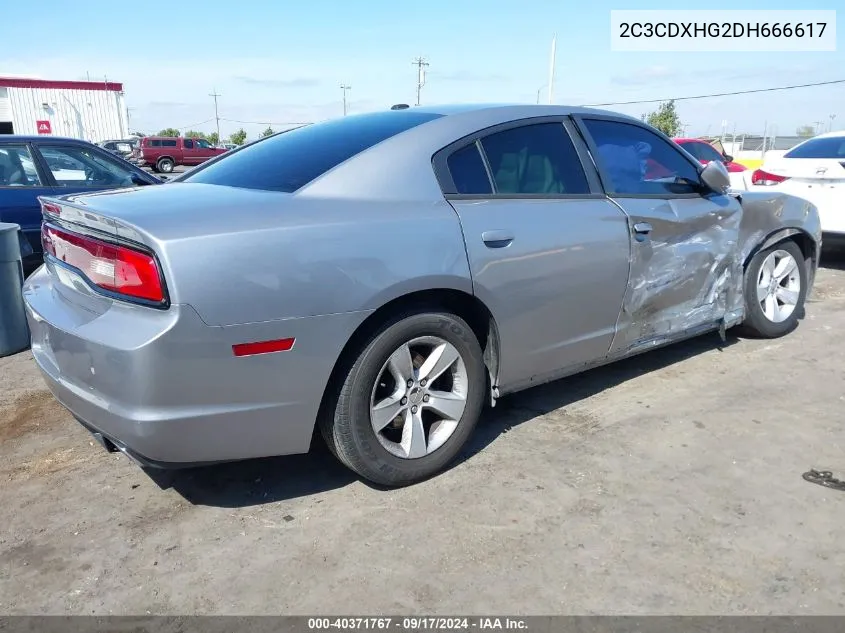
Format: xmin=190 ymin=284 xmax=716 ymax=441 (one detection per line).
xmin=700 ymin=159 xmax=730 ymax=193
xmin=130 ymin=173 xmax=151 ymax=186
xmin=722 ymin=154 xmax=734 ymax=163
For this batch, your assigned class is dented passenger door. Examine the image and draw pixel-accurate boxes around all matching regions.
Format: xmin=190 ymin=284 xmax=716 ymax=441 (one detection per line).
xmin=576 ymin=116 xmax=744 ymax=355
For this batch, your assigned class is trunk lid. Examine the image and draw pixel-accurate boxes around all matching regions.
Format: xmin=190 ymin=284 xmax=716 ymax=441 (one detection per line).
xmin=762 ymin=157 xmax=845 ymax=183
xmin=39 ymin=182 xmax=294 ymax=248
xmin=38 ymin=183 xmax=297 ymax=308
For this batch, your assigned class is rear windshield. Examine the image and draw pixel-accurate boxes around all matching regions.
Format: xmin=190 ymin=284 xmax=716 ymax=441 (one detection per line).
xmin=784 ymin=136 xmax=845 ymax=159
xmin=181 ymin=110 xmax=443 ymax=192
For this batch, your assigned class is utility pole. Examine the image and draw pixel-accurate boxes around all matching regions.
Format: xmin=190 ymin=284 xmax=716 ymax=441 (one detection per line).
xmin=340 ymin=84 xmax=351 ymax=116
xmin=413 ymin=57 xmax=429 ymax=106
xmin=209 ymin=89 xmax=221 ymax=143
xmin=830 ymin=114 xmax=837 ymax=132
xmin=813 ymin=120 xmax=823 ymax=135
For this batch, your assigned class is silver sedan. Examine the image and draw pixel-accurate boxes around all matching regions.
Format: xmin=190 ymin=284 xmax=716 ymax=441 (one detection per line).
xmin=23 ymin=104 xmax=821 ymax=487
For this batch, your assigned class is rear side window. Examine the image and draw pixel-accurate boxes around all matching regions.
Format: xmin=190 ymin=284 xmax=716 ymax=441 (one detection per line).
xmin=447 ymin=143 xmax=492 ymax=194
xmin=479 ymin=123 xmax=590 ymax=194
xmin=150 ymin=139 xmax=161 ymax=147
xmin=784 ymin=136 xmax=845 ymax=159
xmin=162 ymin=139 xmax=178 ymax=148
xmin=182 ymin=110 xmax=443 ymax=192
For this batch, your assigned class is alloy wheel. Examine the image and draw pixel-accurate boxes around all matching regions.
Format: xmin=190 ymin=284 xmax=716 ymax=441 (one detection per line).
xmin=369 ymin=336 xmax=468 ymax=459
xmin=756 ymin=249 xmax=801 ymax=323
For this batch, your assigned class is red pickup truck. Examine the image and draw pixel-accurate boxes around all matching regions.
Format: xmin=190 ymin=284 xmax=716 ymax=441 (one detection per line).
xmin=131 ymin=136 xmax=227 ymax=173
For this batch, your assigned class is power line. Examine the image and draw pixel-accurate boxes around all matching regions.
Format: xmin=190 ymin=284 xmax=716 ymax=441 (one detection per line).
xmin=170 ymin=118 xmax=215 ymax=131
xmin=582 ymin=78 xmax=845 ymax=107
xmin=219 ymin=117 xmax=312 ymax=127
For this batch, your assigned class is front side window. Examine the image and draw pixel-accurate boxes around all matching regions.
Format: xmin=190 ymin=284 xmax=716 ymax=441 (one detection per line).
xmin=0 ymin=145 xmax=42 ymax=186
xmin=183 ymin=110 xmax=442 ymax=192
xmin=478 ymin=123 xmax=590 ymax=194
xmin=784 ymin=136 xmax=845 ymax=159
xmin=39 ymin=145 xmax=136 ymax=188
xmin=583 ymin=119 xmax=701 ymax=195
xmin=196 ymin=139 xmax=211 ymax=149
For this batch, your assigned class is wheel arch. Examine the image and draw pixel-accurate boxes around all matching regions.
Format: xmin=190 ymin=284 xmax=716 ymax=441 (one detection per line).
xmin=317 ymin=288 xmax=502 ymax=431
xmin=156 ymin=155 xmax=175 ymax=166
xmin=743 ymin=228 xmax=818 ymax=270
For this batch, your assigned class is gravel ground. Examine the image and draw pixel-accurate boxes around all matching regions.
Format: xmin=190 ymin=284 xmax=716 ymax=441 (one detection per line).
xmin=1 ymin=254 xmax=844 ymax=615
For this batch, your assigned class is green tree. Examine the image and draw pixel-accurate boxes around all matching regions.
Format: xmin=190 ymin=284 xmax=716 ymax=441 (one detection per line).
xmin=157 ymin=128 xmax=180 ymax=137
xmin=642 ymin=100 xmax=683 ymax=137
xmin=229 ymin=128 xmax=247 ymax=145
xmin=184 ymin=130 xmax=207 ymax=139
xmin=260 ymin=126 xmax=275 ymax=138
xmin=207 ymin=132 xmax=220 ymax=146
xmin=796 ymin=125 xmax=815 ymax=137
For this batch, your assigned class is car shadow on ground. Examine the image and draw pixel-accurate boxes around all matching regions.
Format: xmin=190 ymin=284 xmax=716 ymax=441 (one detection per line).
xmin=153 ymin=331 xmax=740 ymax=508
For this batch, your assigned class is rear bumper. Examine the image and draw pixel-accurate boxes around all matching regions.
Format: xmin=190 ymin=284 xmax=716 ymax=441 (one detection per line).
xmin=22 ymin=264 xmax=366 ymax=466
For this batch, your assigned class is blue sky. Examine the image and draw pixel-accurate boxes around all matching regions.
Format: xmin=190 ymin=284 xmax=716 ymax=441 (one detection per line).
xmin=3 ymin=0 xmax=843 ymax=141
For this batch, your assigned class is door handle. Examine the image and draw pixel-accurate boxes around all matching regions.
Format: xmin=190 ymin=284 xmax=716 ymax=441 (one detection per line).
xmin=482 ymin=230 xmax=514 ymax=248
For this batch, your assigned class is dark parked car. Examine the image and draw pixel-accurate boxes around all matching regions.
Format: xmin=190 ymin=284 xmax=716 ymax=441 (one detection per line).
xmin=0 ymin=136 xmax=161 ymax=272
xmin=98 ymin=138 xmax=139 ymax=157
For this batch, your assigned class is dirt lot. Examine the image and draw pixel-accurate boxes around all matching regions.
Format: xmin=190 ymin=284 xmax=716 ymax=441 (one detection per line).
xmin=2 ymin=256 xmax=845 ymax=615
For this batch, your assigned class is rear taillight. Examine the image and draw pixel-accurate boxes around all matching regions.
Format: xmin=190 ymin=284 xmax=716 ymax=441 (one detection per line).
xmin=41 ymin=202 xmax=62 ymax=217
xmin=751 ymin=169 xmax=789 ymax=186
xmin=41 ymin=223 xmax=165 ymax=303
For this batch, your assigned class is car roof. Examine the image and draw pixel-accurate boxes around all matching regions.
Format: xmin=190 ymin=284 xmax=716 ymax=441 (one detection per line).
xmin=285 ymin=103 xmax=643 ymax=201
xmin=409 ymin=103 xmax=637 ymax=120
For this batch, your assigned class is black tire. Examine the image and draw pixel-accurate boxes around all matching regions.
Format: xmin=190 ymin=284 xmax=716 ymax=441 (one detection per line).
xmin=738 ymin=239 xmax=807 ymax=338
xmin=320 ymin=311 xmax=486 ymax=487
xmin=156 ymin=158 xmax=174 ymax=173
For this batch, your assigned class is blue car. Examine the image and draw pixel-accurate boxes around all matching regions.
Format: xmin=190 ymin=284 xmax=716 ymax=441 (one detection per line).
xmin=0 ymin=136 xmax=161 ymax=272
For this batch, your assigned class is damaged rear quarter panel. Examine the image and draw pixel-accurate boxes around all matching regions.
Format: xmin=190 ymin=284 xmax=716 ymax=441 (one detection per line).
xmin=613 ymin=190 xmax=820 ymax=355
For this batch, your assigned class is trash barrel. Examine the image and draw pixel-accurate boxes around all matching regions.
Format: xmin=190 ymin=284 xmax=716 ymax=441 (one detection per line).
xmin=0 ymin=222 xmax=30 ymax=357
